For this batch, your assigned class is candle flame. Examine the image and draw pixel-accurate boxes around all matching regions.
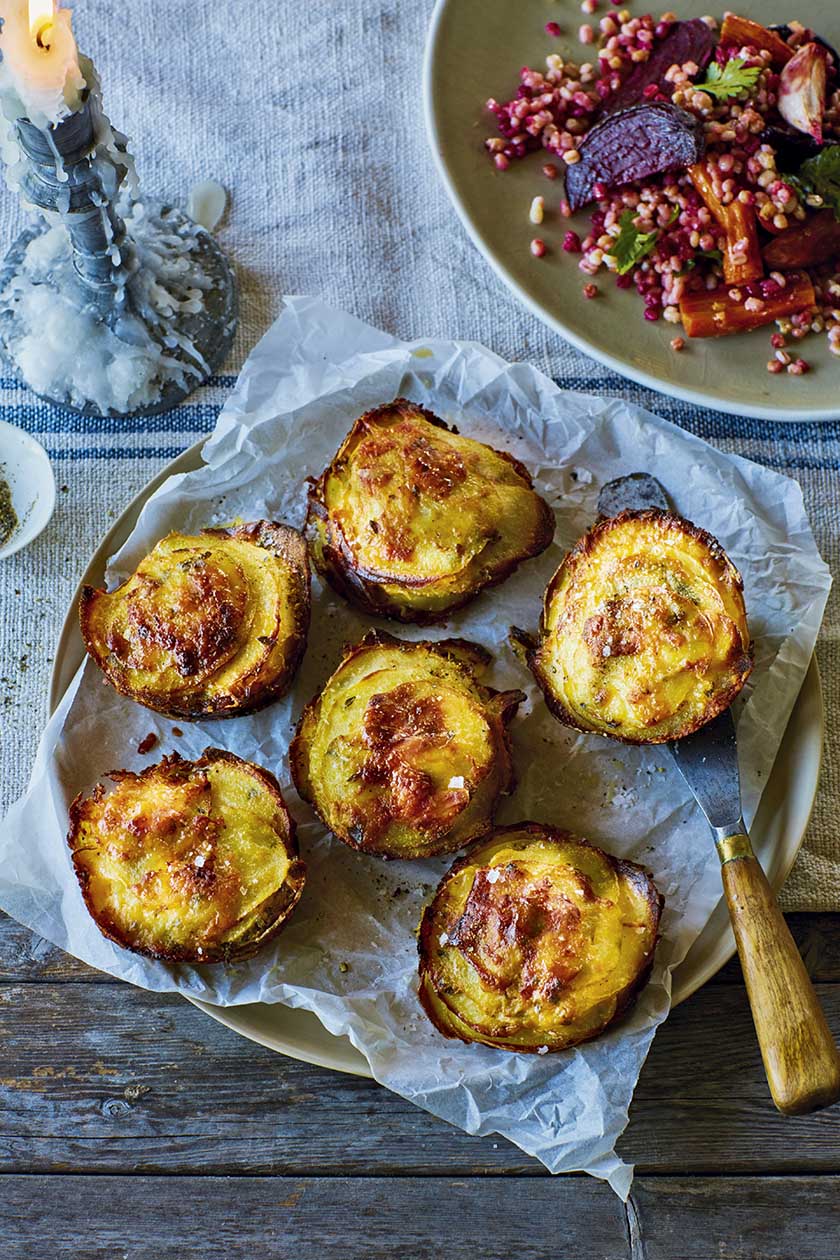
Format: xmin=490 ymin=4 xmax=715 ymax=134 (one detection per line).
xmin=29 ymin=0 xmax=55 ymax=48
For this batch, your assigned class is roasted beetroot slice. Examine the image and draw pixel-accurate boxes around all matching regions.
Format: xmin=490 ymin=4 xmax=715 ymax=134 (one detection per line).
xmin=760 ymin=123 xmax=823 ymax=170
xmin=603 ymin=19 xmax=716 ymax=114
xmin=565 ymin=103 xmax=705 ymax=212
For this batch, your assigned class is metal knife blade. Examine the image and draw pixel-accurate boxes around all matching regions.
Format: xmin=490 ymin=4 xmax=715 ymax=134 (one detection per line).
xmin=596 ymin=472 xmax=669 ymax=518
xmin=596 ymin=473 xmax=745 ymax=838
xmin=668 ymin=708 xmax=744 ymax=836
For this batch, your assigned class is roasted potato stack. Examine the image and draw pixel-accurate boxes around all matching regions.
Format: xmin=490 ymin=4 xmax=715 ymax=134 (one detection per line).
xmin=80 ymin=521 xmax=310 ymax=720
xmin=290 ymin=631 xmax=524 ymax=860
xmin=68 ymin=750 xmax=306 ymax=964
xmin=522 ymin=510 xmax=752 ymax=744
xmin=418 ymin=824 xmax=662 ymax=1053
xmin=306 ymin=398 xmax=555 ymax=622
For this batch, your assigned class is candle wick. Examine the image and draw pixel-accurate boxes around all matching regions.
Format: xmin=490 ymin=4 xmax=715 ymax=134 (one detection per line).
xmin=35 ymin=23 xmax=53 ymax=51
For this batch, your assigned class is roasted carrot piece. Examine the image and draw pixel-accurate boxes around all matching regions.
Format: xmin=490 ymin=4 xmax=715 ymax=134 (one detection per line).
xmin=719 ymin=15 xmax=793 ymax=66
xmin=688 ymin=161 xmax=725 ymax=220
xmin=679 ymin=273 xmax=816 ymax=338
xmin=720 ymin=200 xmax=763 ymax=285
xmin=688 ymin=163 xmax=763 ymax=284
xmin=764 ymin=210 xmax=840 ymax=270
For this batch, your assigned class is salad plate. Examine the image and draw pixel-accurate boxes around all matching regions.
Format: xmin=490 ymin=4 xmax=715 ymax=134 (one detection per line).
xmin=424 ymin=0 xmax=840 ymax=420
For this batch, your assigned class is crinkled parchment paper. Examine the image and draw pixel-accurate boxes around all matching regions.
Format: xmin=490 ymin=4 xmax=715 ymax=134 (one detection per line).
xmin=0 ymin=296 xmax=830 ymax=1195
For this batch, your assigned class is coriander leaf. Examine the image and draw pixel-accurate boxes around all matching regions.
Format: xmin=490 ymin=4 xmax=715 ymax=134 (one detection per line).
xmin=700 ymin=57 xmax=761 ymax=100
xmin=791 ymin=145 xmax=840 ymax=221
xmin=679 ymin=247 xmax=723 ymax=275
xmin=611 ymin=210 xmax=660 ymax=275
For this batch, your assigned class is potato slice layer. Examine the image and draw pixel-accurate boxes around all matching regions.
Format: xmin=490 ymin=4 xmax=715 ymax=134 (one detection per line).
xmin=69 ymin=750 xmax=306 ymax=964
xmin=291 ymin=631 xmax=524 ymax=859
xmin=419 ymin=824 xmax=662 ymax=1052
xmin=306 ymin=398 xmax=554 ymax=622
xmin=80 ymin=521 xmax=310 ymax=720
xmin=523 ymin=509 xmax=752 ymax=743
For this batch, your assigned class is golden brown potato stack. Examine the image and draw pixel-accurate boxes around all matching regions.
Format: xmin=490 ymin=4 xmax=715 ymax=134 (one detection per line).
xmin=68 ymin=750 xmax=306 ymax=964
xmin=80 ymin=521 xmax=310 ymax=720
xmin=291 ymin=631 xmax=524 ymax=860
xmin=306 ymin=398 xmax=555 ymax=622
xmin=418 ymin=823 xmax=662 ymax=1053
xmin=519 ymin=509 xmax=752 ymax=744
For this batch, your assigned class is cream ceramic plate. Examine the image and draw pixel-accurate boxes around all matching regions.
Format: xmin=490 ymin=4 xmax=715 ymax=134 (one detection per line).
xmin=424 ymin=0 xmax=840 ymax=421
xmin=48 ymin=441 xmax=823 ymax=1077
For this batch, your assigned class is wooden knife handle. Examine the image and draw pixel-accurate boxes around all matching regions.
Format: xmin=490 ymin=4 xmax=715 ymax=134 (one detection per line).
xmin=718 ymin=834 xmax=840 ymax=1115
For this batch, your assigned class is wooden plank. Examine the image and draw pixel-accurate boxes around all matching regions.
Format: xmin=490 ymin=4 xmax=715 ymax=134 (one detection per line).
xmin=2 ymin=1174 xmax=840 ymax=1260
xmin=0 ymin=915 xmax=107 ymax=983
xmin=711 ymin=912 xmax=840 ymax=985
xmin=0 ymin=981 xmax=839 ymax=1176
xmin=632 ymin=1176 xmax=840 ymax=1260
xmin=3 ymin=910 xmax=840 ymax=983
xmin=0 ymin=1174 xmax=629 ymax=1260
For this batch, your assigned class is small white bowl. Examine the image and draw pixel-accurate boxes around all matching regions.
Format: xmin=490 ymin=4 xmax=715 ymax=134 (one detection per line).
xmin=0 ymin=419 xmax=56 ymax=560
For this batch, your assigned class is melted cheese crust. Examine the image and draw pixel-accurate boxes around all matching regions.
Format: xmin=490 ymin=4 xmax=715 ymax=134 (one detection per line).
xmin=291 ymin=632 xmax=524 ymax=859
xmin=68 ymin=751 xmax=305 ymax=963
xmin=418 ymin=824 xmax=661 ymax=1052
xmin=529 ymin=511 xmax=752 ymax=743
xmin=306 ymin=399 xmax=555 ymax=622
xmin=80 ymin=522 xmax=310 ymax=720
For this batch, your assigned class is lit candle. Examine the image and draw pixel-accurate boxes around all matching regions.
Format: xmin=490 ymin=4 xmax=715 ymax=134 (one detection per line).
xmin=0 ymin=1 xmax=85 ymax=129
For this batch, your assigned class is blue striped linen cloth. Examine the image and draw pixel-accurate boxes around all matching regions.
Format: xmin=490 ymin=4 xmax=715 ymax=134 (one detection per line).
xmin=0 ymin=0 xmax=837 ymax=910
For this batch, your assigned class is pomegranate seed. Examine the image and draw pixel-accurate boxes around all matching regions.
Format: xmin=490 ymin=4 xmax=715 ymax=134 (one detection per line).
xmin=545 ymin=21 xmax=562 ymax=36
xmin=583 ymin=282 xmax=599 ymax=298
xmin=530 ymin=237 xmax=547 ymax=257
xmin=562 ymin=230 xmax=582 ymax=252
xmin=542 ymin=163 xmax=559 ymax=180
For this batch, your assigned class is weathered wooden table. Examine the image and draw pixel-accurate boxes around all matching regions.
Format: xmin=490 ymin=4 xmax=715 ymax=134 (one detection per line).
xmin=1 ymin=910 xmax=837 ymax=1259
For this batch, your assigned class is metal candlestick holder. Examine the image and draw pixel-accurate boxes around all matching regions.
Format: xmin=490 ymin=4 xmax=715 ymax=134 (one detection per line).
xmin=0 ymin=92 xmax=238 ymax=418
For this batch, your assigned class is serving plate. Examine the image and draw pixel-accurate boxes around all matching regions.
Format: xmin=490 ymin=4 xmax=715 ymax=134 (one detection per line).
xmin=423 ymin=0 xmax=840 ymax=421
xmin=49 ymin=441 xmax=824 ymax=1078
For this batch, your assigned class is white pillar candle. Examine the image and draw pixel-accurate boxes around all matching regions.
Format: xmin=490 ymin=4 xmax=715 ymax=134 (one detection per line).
xmin=0 ymin=1 xmax=85 ymax=128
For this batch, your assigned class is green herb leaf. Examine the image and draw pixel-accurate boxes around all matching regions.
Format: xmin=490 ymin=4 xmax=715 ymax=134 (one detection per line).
xmin=680 ymin=247 xmax=724 ymax=274
xmin=611 ymin=210 xmax=660 ymax=275
xmin=790 ymin=145 xmax=840 ymax=221
xmin=700 ymin=57 xmax=761 ymax=100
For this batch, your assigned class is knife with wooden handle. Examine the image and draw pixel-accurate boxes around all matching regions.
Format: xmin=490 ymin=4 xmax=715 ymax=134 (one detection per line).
xmin=598 ymin=473 xmax=840 ymax=1115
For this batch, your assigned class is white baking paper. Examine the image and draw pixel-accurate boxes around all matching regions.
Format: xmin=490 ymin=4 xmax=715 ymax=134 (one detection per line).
xmin=0 ymin=296 xmax=831 ymax=1197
